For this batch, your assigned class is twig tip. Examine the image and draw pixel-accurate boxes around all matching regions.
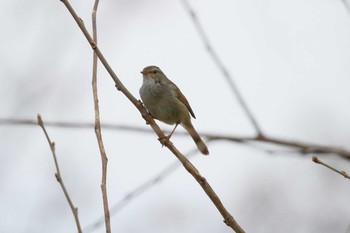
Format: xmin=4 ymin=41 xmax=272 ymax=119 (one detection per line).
xmin=37 ymin=114 xmax=43 ymax=126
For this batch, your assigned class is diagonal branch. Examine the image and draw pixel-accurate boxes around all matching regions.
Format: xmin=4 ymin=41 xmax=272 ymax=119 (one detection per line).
xmin=59 ymin=0 xmax=245 ymax=232
xmin=91 ymin=0 xmax=112 ymax=232
xmin=180 ymin=0 xmax=263 ymax=136
xmin=37 ymin=114 xmax=82 ymax=233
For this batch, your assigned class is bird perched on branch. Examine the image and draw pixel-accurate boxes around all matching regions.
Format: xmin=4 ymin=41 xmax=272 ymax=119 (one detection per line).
xmin=139 ymin=65 xmax=209 ymax=155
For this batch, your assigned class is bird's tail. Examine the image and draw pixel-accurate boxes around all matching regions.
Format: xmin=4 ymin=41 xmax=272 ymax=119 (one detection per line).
xmin=183 ymin=122 xmax=209 ymax=155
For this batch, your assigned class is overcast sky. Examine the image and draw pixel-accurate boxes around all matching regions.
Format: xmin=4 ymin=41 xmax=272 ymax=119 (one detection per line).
xmin=1 ymin=0 xmax=350 ymax=233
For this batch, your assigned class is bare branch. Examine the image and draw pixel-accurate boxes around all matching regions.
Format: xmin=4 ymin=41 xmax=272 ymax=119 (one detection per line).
xmin=91 ymin=0 xmax=112 ymax=232
xmin=37 ymin=114 xmax=82 ymax=233
xmin=58 ymin=0 xmax=245 ymax=231
xmin=208 ymin=134 xmax=350 ymax=160
xmin=312 ymin=156 xmax=350 ymax=179
xmin=180 ymin=0 xmax=263 ymax=136
xmin=3 ymin=118 xmax=350 ymax=160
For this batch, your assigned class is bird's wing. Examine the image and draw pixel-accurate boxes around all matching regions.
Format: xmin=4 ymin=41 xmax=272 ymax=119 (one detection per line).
xmin=176 ymin=88 xmax=196 ymax=119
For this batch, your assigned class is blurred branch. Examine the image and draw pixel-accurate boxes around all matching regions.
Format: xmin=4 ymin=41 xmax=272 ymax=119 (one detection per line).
xmin=84 ymin=147 xmax=200 ymax=232
xmin=91 ymin=0 xmax=112 ymax=232
xmin=209 ymin=134 xmax=350 ymax=160
xmin=3 ymin=118 xmax=350 ymax=160
xmin=312 ymin=156 xmax=350 ymax=179
xmin=342 ymin=0 xmax=350 ymax=15
xmin=346 ymin=224 xmax=350 ymax=233
xmin=58 ymin=0 xmax=245 ymax=232
xmin=180 ymin=0 xmax=263 ymax=136
xmin=37 ymin=114 xmax=82 ymax=233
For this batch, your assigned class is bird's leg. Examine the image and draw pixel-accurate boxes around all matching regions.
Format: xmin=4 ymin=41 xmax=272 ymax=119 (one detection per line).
xmin=159 ymin=123 xmax=179 ymax=147
xmin=167 ymin=123 xmax=179 ymax=140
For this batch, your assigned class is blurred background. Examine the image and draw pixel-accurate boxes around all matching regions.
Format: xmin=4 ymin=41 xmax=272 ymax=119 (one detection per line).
xmin=1 ymin=0 xmax=350 ymax=232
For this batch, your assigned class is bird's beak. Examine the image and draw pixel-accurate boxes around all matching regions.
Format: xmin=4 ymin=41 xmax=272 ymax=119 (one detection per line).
xmin=140 ymin=70 xmax=145 ymax=75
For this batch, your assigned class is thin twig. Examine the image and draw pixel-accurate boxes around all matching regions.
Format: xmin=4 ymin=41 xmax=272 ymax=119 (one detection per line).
xmin=312 ymin=156 xmax=350 ymax=179
xmin=3 ymin=118 xmax=350 ymax=160
xmin=84 ymin=147 xmax=200 ymax=232
xmin=91 ymin=0 xmax=112 ymax=232
xmin=180 ymin=0 xmax=263 ymax=137
xmin=37 ymin=114 xmax=82 ymax=233
xmin=59 ymin=1 xmax=245 ymax=232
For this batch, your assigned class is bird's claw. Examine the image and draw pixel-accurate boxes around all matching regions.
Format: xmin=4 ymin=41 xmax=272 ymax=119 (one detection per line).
xmin=158 ymin=135 xmax=170 ymax=147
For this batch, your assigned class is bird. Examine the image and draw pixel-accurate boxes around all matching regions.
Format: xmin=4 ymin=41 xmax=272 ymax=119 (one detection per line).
xmin=139 ymin=65 xmax=209 ymax=155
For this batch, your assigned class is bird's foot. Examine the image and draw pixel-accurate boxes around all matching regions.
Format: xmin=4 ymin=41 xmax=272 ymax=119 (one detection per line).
xmin=158 ymin=135 xmax=171 ymax=147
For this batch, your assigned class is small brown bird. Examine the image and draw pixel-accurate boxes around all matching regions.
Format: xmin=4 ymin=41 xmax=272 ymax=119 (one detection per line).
xmin=139 ymin=65 xmax=209 ymax=155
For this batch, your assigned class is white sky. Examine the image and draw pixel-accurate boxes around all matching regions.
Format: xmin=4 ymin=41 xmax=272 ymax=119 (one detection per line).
xmin=1 ymin=0 xmax=350 ymax=233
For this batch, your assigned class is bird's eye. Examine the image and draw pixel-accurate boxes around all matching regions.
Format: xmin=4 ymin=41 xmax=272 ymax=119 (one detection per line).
xmin=153 ymin=70 xmax=157 ymax=74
